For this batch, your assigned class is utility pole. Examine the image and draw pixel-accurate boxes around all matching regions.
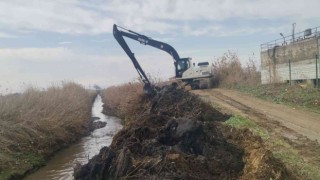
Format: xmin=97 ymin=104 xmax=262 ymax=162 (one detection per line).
xmin=280 ymin=33 xmax=289 ymax=84
xmin=289 ymin=59 xmax=292 ymax=86
xmin=280 ymin=33 xmax=285 ymax=45
xmin=292 ymin=23 xmax=296 ymax=44
xmin=317 ymin=55 xmax=319 ymax=88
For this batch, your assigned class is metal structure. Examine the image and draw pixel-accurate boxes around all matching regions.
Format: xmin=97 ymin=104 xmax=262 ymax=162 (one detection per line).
xmin=261 ymin=26 xmax=320 ymax=51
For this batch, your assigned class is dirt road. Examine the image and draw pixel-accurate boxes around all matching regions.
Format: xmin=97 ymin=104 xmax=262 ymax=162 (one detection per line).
xmin=193 ymin=88 xmax=320 ymax=141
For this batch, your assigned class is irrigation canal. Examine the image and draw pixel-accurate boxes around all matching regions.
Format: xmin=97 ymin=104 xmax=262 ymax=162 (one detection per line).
xmin=24 ymin=95 xmax=123 ymax=180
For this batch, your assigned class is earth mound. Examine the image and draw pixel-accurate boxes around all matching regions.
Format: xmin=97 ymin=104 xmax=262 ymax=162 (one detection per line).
xmin=74 ymin=84 xmax=292 ymax=180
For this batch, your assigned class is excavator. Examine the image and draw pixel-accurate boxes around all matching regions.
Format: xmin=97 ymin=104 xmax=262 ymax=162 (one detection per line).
xmin=113 ymin=24 xmax=212 ymax=94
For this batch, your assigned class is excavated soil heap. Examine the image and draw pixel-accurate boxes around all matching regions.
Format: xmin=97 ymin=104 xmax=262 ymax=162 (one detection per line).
xmin=74 ymin=84 xmax=292 ymax=180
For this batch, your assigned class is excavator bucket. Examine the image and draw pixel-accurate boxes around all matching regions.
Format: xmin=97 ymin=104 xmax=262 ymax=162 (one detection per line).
xmin=143 ymin=84 xmax=155 ymax=95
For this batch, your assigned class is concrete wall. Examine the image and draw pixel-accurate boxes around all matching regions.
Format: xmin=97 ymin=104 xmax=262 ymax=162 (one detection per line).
xmin=261 ymin=36 xmax=320 ymax=84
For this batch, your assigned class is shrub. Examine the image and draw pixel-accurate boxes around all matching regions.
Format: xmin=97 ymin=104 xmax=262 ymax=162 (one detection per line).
xmin=211 ymin=51 xmax=260 ymax=87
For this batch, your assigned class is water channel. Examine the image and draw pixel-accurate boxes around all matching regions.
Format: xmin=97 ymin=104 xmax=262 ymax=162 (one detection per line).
xmin=24 ymin=95 xmax=123 ymax=180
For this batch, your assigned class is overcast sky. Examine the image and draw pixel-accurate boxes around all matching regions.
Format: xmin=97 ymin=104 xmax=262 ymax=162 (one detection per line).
xmin=1 ymin=0 xmax=320 ymax=93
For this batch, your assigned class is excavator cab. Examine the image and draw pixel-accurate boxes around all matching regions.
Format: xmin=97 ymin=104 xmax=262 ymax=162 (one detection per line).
xmin=175 ymin=58 xmax=191 ymax=78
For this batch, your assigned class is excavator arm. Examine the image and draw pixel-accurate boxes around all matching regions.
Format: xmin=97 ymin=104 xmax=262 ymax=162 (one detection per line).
xmin=113 ymin=24 xmax=191 ymax=93
xmin=113 ymin=25 xmax=154 ymax=94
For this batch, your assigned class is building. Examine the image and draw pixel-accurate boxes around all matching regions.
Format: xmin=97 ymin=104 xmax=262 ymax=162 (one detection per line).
xmin=260 ymin=26 xmax=320 ymax=86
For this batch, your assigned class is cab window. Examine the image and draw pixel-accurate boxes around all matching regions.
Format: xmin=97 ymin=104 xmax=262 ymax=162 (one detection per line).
xmin=177 ymin=60 xmax=189 ymax=71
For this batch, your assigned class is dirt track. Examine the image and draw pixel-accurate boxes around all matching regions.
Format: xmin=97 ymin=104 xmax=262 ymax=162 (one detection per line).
xmin=193 ymin=88 xmax=320 ymax=141
xmin=193 ymin=88 xmax=320 ymax=179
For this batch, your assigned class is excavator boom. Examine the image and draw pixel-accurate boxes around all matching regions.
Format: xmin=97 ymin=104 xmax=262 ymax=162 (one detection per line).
xmin=113 ymin=25 xmax=154 ymax=94
xmin=114 ymin=25 xmax=181 ymax=62
xmin=113 ymin=25 xmax=189 ymax=79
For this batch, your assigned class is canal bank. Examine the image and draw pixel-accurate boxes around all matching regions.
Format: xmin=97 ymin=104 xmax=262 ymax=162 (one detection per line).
xmin=24 ymin=95 xmax=122 ymax=179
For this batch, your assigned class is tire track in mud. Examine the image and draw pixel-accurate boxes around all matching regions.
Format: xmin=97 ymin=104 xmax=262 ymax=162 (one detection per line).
xmin=193 ymin=89 xmax=320 ymax=167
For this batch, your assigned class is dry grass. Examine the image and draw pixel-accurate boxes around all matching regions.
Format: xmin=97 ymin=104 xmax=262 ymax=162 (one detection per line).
xmin=235 ymin=83 xmax=320 ymax=113
xmin=212 ymin=51 xmax=320 ymax=112
xmin=226 ymin=115 xmax=320 ymax=179
xmin=100 ymin=77 xmax=177 ymax=123
xmin=101 ymin=82 xmax=143 ymax=121
xmin=211 ymin=51 xmax=260 ymax=87
xmin=0 ymin=82 xmax=96 ymax=179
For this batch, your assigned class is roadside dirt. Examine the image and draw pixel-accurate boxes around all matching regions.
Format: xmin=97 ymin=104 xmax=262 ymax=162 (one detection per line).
xmin=193 ymin=88 xmax=320 ymax=168
xmin=74 ymin=85 xmax=293 ymax=180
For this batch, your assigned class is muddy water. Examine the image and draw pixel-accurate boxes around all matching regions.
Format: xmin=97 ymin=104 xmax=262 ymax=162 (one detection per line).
xmin=24 ymin=95 xmax=123 ymax=180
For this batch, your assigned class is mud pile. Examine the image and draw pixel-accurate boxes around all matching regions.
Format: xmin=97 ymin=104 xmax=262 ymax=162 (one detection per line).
xmin=74 ymin=84 xmax=291 ymax=180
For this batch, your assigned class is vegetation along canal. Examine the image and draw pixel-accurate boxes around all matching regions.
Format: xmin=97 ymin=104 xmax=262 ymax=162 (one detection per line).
xmin=24 ymin=95 xmax=123 ymax=180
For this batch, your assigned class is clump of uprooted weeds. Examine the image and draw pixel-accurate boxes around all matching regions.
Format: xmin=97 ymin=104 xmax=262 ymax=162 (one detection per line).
xmin=74 ymin=84 xmax=293 ymax=180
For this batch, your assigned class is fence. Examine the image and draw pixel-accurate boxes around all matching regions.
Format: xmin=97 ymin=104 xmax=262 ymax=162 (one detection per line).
xmin=261 ymin=26 xmax=320 ymax=52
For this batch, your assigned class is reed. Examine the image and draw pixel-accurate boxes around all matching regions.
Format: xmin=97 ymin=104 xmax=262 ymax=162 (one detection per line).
xmin=0 ymin=82 xmax=96 ymax=179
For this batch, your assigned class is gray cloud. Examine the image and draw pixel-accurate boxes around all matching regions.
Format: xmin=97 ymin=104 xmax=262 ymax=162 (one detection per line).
xmin=0 ymin=0 xmax=115 ymax=34
xmin=105 ymin=0 xmax=320 ymax=21
xmin=2 ymin=0 xmax=319 ymax=36
xmin=0 ymin=31 xmax=16 ymax=38
xmin=58 ymin=41 xmax=72 ymax=45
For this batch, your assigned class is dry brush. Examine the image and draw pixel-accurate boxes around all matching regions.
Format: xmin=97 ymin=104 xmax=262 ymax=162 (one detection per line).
xmin=0 ymin=82 xmax=96 ymax=179
xmin=211 ymin=51 xmax=260 ymax=87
